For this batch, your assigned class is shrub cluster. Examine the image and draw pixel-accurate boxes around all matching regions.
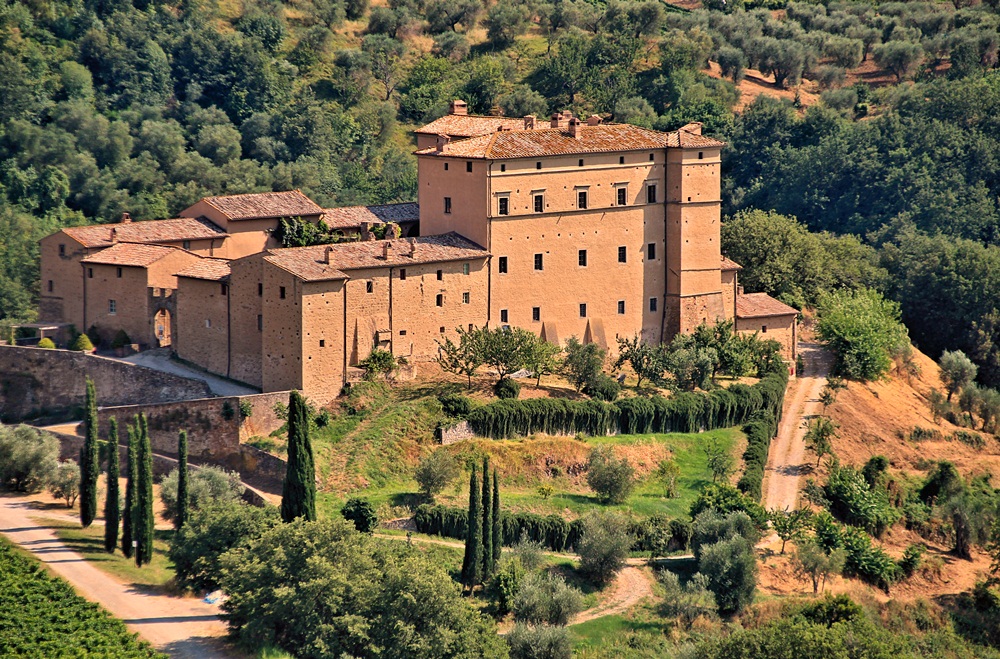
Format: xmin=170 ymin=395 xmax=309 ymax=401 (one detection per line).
xmin=735 ymin=412 xmax=779 ymax=499
xmin=823 ymin=465 xmax=899 ymax=538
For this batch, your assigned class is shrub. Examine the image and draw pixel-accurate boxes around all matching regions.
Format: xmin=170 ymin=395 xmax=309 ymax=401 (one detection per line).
xmin=47 ymin=461 xmax=80 ymax=507
xmin=699 ymin=536 xmax=757 ymax=615
xmin=360 ymin=348 xmax=397 ymax=381
xmin=816 ymin=289 xmax=908 ymax=381
xmin=110 ymin=329 xmax=131 ymax=349
xmin=690 ymin=510 xmax=761 ymax=561
xmin=899 ymin=544 xmax=924 ymax=578
xmin=736 ymin=415 xmax=777 ymax=499
xmin=823 ymin=465 xmax=898 ymax=537
xmin=439 ymin=394 xmax=475 ymax=417
xmin=690 ymin=484 xmax=769 ymax=528
xmin=800 ymin=594 xmax=863 ymax=626
xmin=238 ymin=400 xmax=253 ymax=419
xmin=70 ymin=333 xmax=94 ymax=352
xmin=159 ymin=466 xmax=245 ymax=523
xmin=341 ymin=497 xmax=378 ymax=533
xmin=658 ymin=571 xmax=717 ymax=626
xmin=0 ymin=425 xmax=59 ymax=493
xmin=37 ymin=337 xmax=56 ymax=349
xmin=577 ymin=510 xmax=631 ymax=586
xmin=584 ymin=375 xmax=620 ymax=402
xmin=513 ymin=572 xmax=584 ymax=626
xmin=562 ymin=337 xmax=605 ymax=392
xmin=952 ymin=430 xmax=985 ymax=449
xmin=488 ymin=556 xmax=525 ymax=616
xmin=495 ymin=378 xmax=521 ymax=400
xmin=506 ymin=623 xmax=572 ymax=659
xmin=414 ymin=449 xmax=460 ymax=498
xmin=586 ymin=445 xmax=635 ymax=504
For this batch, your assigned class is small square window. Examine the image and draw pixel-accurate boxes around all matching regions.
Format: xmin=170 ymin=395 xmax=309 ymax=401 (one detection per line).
xmin=534 ymin=254 xmax=543 ymax=271
xmin=578 ymin=249 xmax=587 ymax=267
xmin=366 ymin=281 xmax=373 ymax=294
xmin=108 ymin=299 xmax=117 ymax=315
xmin=58 ymin=244 xmax=66 ymax=256
xmin=533 ymin=194 xmax=543 ymax=213
xmin=221 ymin=283 xmax=228 ymax=295
xmin=257 ymin=314 xmax=263 ymax=331
xmin=578 ymin=159 xmax=584 ymax=167
xmin=618 ymin=300 xmax=625 ymax=314
xmin=617 ymin=188 xmax=626 ymax=206
xmin=579 ymin=303 xmax=587 ymax=318
xmin=436 ymin=294 xmax=443 ymax=307
xmin=500 ymin=309 xmax=508 ymax=323
xmin=498 ymin=256 xmax=508 ymax=274
xmin=498 ymin=197 xmax=509 ymax=215
xmin=468 ymin=324 xmax=474 ymax=331
xmin=116 ymin=267 xmax=122 ymax=278
xmin=532 ymin=307 xmax=540 ymax=322
xmin=619 ymin=156 xmax=625 ymax=165
xmin=279 ymin=286 xmax=286 ymax=299
xmin=444 ymin=197 xmax=452 ymax=214
xmin=400 ymin=329 xmax=407 ymax=336
xmin=183 ymin=240 xmax=191 ymax=250
xmin=536 ymin=161 xmax=542 ymax=170
xmin=647 ymin=243 xmax=656 ymax=260
xmin=647 ymin=185 xmax=657 ymax=203
xmin=258 ymin=283 xmax=263 ymax=296
xmin=762 ymin=325 xmax=768 ymax=333
xmin=436 ymin=269 xmax=443 ymax=280
xmin=462 ymin=292 xmax=470 ymax=304
xmin=577 ymin=190 xmax=588 ymax=209
xmin=649 ymin=298 xmax=658 ymax=312
xmin=320 ymin=339 xmax=326 ymax=347
xmin=399 ymin=269 xmax=406 ymax=281
xmin=466 ymin=161 xmax=472 ymax=172
xmin=618 ymin=246 xmax=627 ymax=263
xmin=47 ymin=280 xmax=53 ymax=293
xmin=88 ymin=268 xmax=93 ymax=279
xmin=463 ymin=263 xmax=470 ymax=275
xmin=440 ymin=326 xmax=445 ymax=333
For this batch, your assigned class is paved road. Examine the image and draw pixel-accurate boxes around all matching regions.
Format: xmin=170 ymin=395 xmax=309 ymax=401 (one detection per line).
xmin=120 ymin=349 xmax=256 ymax=397
xmin=0 ymin=493 xmax=238 ymax=659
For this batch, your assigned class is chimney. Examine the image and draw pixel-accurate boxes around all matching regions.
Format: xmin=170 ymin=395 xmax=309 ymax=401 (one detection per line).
xmin=524 ymin=115 xmax=536 ymax=130
xmin=568 ymin=117 xmax=582 ymax=139
xmin=680 ymin=121 xmax=703 ymax=136
xmin=448 ymin=99 xmax=468 ymax=116
xmin=587 ymin=115 xmax=601 ymax=126
xmin=550 ymin=113 xmax=565 ymax=129
xmin=436 ymin=134 xmax=451 ymax=152
xmin=382 ymin=242 xmax=391 ymax=259
xmin=120 ymin=212 xmax=132 ymax=223
xmin=324 ymin=246 xmax=333 ymax=265
xmin=110 ymin=228 xmax=117 ymax=243
xmin=408 ymin=238 xmax=416 ymax=257
xmin=737 ymin=284 xmax=744 ymax=296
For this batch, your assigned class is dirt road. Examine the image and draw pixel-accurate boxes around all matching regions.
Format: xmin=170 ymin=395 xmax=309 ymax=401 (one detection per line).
xmin=0 ymin=494 xmax=237 ymax=659
xmin=762 ymin=341 xmax=832 ymax=513
xmin=570 ymin=566 xmax=654 ymax=625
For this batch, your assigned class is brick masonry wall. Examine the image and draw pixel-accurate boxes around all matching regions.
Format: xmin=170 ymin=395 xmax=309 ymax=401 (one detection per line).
xmin=0 ymin=345 xmax=212 ymax=422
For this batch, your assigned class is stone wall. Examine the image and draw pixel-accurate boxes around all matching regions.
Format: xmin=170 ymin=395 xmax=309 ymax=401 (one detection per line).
xmin=0 ymin=345 xmax=212 ymax=423
xmin=438 ymin=420 xmax=474 ymax=445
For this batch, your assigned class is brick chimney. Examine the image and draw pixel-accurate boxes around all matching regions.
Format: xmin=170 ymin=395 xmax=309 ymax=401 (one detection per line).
xmin=120 ymin=212 xmax=132 ymax=223
xmin=110 ymin=228 xmax=118 ymax=243
xmin=680 ymin=122 xmax=703 ymax=135
xmin=738 ymin=284 xmax=744 ymax=296
xmin=449 ymin=99 xmax=468 ymax=116
xmin=587 ymin=115 xmax=601 ymax=126
xmin=550 ymin=113 xmax=565 ymax=129
xmin=382 ymin=242 xmax=391 ymax=259
xmin=324 ymin=245 xmax=333 ymax=264
xmin=568 ymin=117 xmax=582 ymax=139
xmin=523 ymin=115 xmax=536 ymax=130
xmin=408 ymin=238 xmax=416 ymax=257
xmin=436 ymin=134 xmax=451 ymax=152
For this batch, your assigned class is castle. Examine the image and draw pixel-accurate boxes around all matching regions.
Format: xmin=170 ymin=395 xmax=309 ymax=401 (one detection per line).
xmin=36 ymin=102 xmax=797 ymax=401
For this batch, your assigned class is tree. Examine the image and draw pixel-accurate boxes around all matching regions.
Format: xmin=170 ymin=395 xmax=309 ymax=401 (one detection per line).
xmin=769 ymin=507 xmax=813 ymax=554
xmin=159 ymin=466 xmax=245 ymax=522
xmin=506 ymin=623 xmax=572 ymax=659
xmin=873 ymin=41 xmax=924 ymax=81
xmin=699 ymin=536 xmax=757 ymax=615
xmin=104 ymin=417 xmax=120 ymax=553
xmin=940 ymin=350 xmax=978 ymax=402
xmin=359 ymin=348 xmax=398 ymax=381
xmin=804 ymin=416 xmax=838 ymax=466
xmin=614 ymin=335 xmax=666 ymax=386
xmin=0 ymin=425 xmax=59 ymax=493
xmin=512 ymin=572 xmax=584 ymax=625
xmin=80 ymin=377 xmax=99 ymax=528
xmin=134 ymin=414 xmax=154 ymax=567
xmin=362 ymin=35 xmax=405 ymax=102
xmin=526 ymin=339 xmax=562 ymax=388
xmin=586 ymin=445 xmax=635 ymax=504
xmin=577 ymin=510 xmax=631 ymax=586
xmin=342 ymin=497 xmax=379 ymax=533
xmin=176 ymin=430 xmax=188 ymax=529
xmin=492 ymin=469 xmax=501 ymax=569
xmin=121 ymin=424 xmax=137 ymax=559
xmin=703 ymin=437 xmax=735 ymax=483
xmin=793 ymin=538 xmax=846 ymax=594
xmin=484 ymin=0 xmax=529 ymax=50
xmin=479 ymin=326 xmax=537 ymax=384
xmin=656 ymin=459 xmax=681 ymax=498
xmin=461 ymin=468 xmax=483 ymax=589
xmin=415 ymin=448 xmax=460 ymax=498
xmin=48 ymin=462 xmax=80 ymax=507
xmin=563 ymin=337 xmax=605 ymax=392
xmin=481 ymin=457 xmax=494 ymax=578
xmin=282 ymin=391 xmax=316 ymax=523
xmin=437 ymin=326 xmax=484 ymax=388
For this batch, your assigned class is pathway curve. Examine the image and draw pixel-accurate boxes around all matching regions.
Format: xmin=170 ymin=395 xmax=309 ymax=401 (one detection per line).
xmin=0 ymin=494 xmax=238 ymax=659
xmin=762 ymin=341 xmax=832 ymax=513
xmin=570 ymin=566 xmax=654 ymax=625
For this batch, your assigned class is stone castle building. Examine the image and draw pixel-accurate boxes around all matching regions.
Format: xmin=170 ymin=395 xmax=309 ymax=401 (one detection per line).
xmin=37 ymin=103 xmax=797 ymax=401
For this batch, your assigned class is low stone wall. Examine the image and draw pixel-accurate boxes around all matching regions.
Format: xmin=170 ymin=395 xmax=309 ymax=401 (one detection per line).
xmin=238 ymin=445 xmax=287 ymax=493
xmin=438 ymin=420 xmax=474 ymax=445
xmin=0 ymin=345 xmax=212 ymax=423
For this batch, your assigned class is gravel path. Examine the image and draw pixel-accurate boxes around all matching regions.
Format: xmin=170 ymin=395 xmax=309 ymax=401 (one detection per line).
xmin=0 ymin=493 xmax=239 ymax=659
xmin=119 ymin=349 xmax=256 ymax=397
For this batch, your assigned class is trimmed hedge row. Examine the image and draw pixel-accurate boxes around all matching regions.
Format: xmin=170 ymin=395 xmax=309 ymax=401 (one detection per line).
xmin=736 ymin=412 xmax=779 ymax=500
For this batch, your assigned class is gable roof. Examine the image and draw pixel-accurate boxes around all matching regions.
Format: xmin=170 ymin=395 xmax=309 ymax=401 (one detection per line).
xmin=415 ymin=115 xmax=527 ymax=138
xmin=200 ymin=190 xmax=323 ymax=221
xmin=415 ymin=124 xmax=724 ymax=159
xmin=62 ymin=218 xmax=226 ymax=249
xmin=736 ymin=293 xmax=798 ymax=319
xmin=263 ymin=232 xmax=488 ymax=282
xmin=175 ymin=258 xmax=231 ymax=282
xmin=721 ymin=256 xmax=743 ymax=271
xmin=80 ymin=243 xmax=182 ymax=268
xmin=322 ymin=203 xmax=420 ymax=230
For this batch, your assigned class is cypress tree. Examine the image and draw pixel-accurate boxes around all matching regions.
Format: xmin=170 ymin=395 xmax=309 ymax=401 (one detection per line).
xmin=135 ymin=413 xmax=154 ymax=567
xmin=121 ymin=422 xmax=137 ymax=559
xmin=176 ymin=430 xmax=188 ymax=529
xmin=281 ymin=391 xmax=316 ymax=522
xmin=481 ymin=457 xmax=493 ymax=578
xmin=492 ymin=468 xmax=501 ymax=567
xmin=103 ymin=418 xmax=120 ymax=554
xmin=460 ymin=469 xmax=482 ymax=590
xmin=80 ymin=377 xmax=99 ymax=527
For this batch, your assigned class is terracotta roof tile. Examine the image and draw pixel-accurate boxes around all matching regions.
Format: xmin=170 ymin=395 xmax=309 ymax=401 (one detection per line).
xmin=721 ymin=256 xmax=742 ymax=271
xmin=63 ymin=218 xmax=226 ymax=248
xmin=322 ymin=203 xmax=420 ymax=230
xmin=736 ymin=293 xmax=798 ymax=319
xmin=414 ymin=124 xmax=725 ymax=159
xmin=201 ymin=190 xmax=323 ymax=221
xmin=415 ymin=115 xmax=526 ymax=137
xmin=175 ymin=258 xmax=231 ymax=282
xmin=264 ymin=232 xmax=488 ymax=282
xmin=80 ymin=243 xmax=181 ymax=267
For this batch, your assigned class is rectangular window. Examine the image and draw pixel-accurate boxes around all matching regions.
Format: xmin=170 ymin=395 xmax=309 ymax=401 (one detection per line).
xmin=500 ymin=309 xmax=508 ymax=323
xmin=59 ymin=244 xmax=66 ymax=256
xmin=618 ymin=300 xmax=625 ymax=314
xmin=649 ymin=298 xmax=658 ymax=312
xmin=279 ymin=286 xmax=286 ymax=299
xmin=320 ymin=339 xmax=326 ymax=347
xmin=462 ymin=292 xmax=470 ymax=304
xmin=205 ymin=319 xmax=211 ymax=328
xmin=366 ymin=281 xmax=373 ymax=294
xmin=498 ymin=197 xmax=509 ymax=216
xmin=578 ymin=250 xmax=587 ymax=267
xmin=498 ymin=257 xmax=508 ymax=274
xmin=619 ymin=156 xmax=625 ymax=164
xmin=466 ymin=161 xmax=473 ymax=172
xmin=399 ymin=269 xmax=406 ymax=281
xmin=534 ymin=253 xmax=543 ymax=271
xmin=536 ymin=161 xmax=542 ymax=170
xmin=108 ymin=299 xmax=117 ymax=315
xmin=436 ymin=294 xmax=443 ymax=307
xmin=183 ymin=240 xmax=191 ymax=250
xmin=88 ymin=268 xmax=93 ymax=278
xmin=440 ymin=326 xmax=445 ymax=333
xmin=698 ymin=151 xmax=704 ymax=160
xmin=533 ymin=194 xmax=543 ymax=213
xmin=47 ymin=280 xmax=53 ymax=293
xmin=649 ymin=153 xmax=654 ymax=160
xmin=579 ymin=303 xmax=587 ymax=318
xmin=762 ymin=325 xmax=768 ymax=333
xmin=500 ymin=163 xmax=506 ymax=172
xmin=618 ymin=246 xmax=627 ymax=263
xmin=577 ymin=190 xmax=588 ymax=209
xmin=617 ymin=187 xmax=627 ymax=206
xmin=578 ymin=159 xmax=584 ymax=167
xmin=258 ymin=283 xmax=263 ymax=296
xmin=647 ymin=243 xmax=656 ymax=260
xmin=436 ymin=269 xmax=443 ymax=280
xmin=444 ymin=162 xmax=449 ymax=171
xmin=532 ymin=307 xmax=540 ymax=322
xmin=221 ymin=284 xmax=228 ymax=295
xmin=116 ymin=267 xmax=122 ymax=278
xmin=257 ymin=314 xmax=263 ymax=331
xmin=463 ymin=263 xmax=470 ymax=275
xmin=444 ymin=197 xmax=452 ymax=214
xmin=400 ymin=329 xmax=407 ymax=336
xmin=647 ymin=184 xmax=657 ymax=203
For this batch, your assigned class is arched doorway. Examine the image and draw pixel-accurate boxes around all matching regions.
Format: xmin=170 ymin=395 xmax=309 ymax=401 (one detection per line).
xmin=154 ymin=308 xmax=172 ymax=347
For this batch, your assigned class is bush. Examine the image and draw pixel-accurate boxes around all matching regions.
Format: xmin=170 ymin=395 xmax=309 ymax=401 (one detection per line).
xmin=47 ymin=461 xmax=80 ymax=507
xmin=736 ymin=414 xmax=777 ymax=499
xmin=690 ymin=484 xmax=769 ymax=528
xmin=0 ymin=425 xmax=59 ymax=493
xmin=360 ymin=348 xmax=397 ymax=381
xmin=341 ymin=497 xmax=378 ymax=533
xmin=110 ymin=329 xmax=131 ymax=349
xmin=823 ymin=465 xmax=898 ymax=537
xmin=513 ymin=572 xmax=584 ymax=626
xmin=584 ymin=375 xmax=620 ymax=402
xmin=488 ymin=556 xmax=525 ymax=616
xmin=70 ymin=333 xmax=94 ymax=352
xmin=577 ymin=510 xmax=631 ymax=586
xmin=658 ymin=571 xmax=717 ymax=626
xmin=690 ymin=510 xmax=761 ymax=561
xmin=439 ymin=394 xmax=475 ymax=417
xmin=506 ymin=623 xmax=571 ymax=659
xmin=36 ymin=337 xmax=56 ymax=349
xmin=414 ymin=448 xmax=460 ymax=498
xmin=586 ymin=445 xmax=635 ymax=504
xmin=816 ymin=289 xmax=909 ymax=381
xmin=159 ymin=466 xmax=245 ymax=523
xmin=562 ymin=337 xmax=605 ymax=392
xmin=799 ymin=594 xmax=863 ymax=626
xmin=495 ymin=378 xmax=521 ymax=400
xmin=699 ymin=535 xmax=757 ymax=615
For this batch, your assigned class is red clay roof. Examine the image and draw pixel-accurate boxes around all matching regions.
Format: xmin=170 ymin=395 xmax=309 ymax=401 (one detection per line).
xmin=175 ymin=258 xmax=231 ymax=282
xmin=80 ymin=243 xmax=181 ymax=268
xmin=201 ymin=190 xmax=323 ymax=221
xmin=63 ymin=218 xmax=226 ymax=248
xmin=415 ymin=115 xmax=527 ymax=137
xmin=322 ymin=203 xmax=420 ymax=230
xmin=721 ymin=256 xmax=743 ymax=271
xmin=736 ymin=293 xmax=798 ymax=319
xmin=263 ymin=232 xmax=488 ymax=282
xmin=414 ymin=124 xmax=724 ymax=159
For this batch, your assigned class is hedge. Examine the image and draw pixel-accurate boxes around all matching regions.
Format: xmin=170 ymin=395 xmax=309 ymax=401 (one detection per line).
xmin=736 ymin=411 xmax=779 ymax=500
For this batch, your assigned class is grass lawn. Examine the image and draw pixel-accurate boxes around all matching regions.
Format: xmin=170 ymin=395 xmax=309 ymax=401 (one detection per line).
xmin=38 ymin=518 xmax=176 ymax=589
xmin=571 ymin=611 xmax=672 ymax=657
